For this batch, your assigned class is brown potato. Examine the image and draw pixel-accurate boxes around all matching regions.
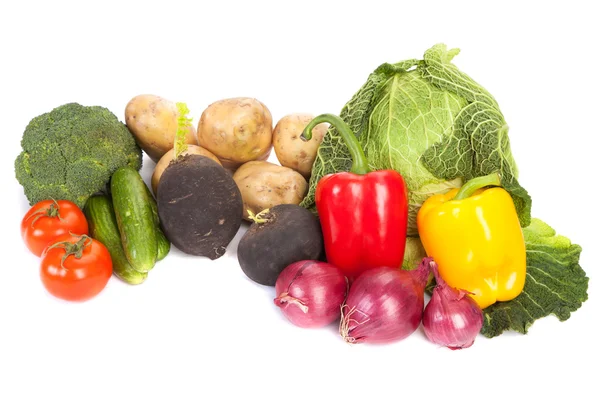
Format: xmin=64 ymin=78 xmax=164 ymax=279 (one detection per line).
xmin=233 ymin=161 xmax=308 ymax=221
xmin=197 ymin=98 xmax=273 ymax=171
xmin=151 ymin=145 xmax=222 ymax=195
xmin=125 ymin=94 xmax=197 ymax=163
xmin=273 ymin=114 xmax=328 ymax=179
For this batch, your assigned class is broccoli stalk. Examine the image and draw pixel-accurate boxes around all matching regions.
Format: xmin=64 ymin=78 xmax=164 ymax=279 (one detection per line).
xmin=15 ymin=102 xmax=143 ymax=208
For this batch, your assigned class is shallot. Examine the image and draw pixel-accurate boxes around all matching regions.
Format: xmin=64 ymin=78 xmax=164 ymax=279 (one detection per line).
xmin=423 ymin=258 xmax=484 ymax=349
xmin=274 ymin=260 xmax=348 ymax=328
xmin=340 ymin=260 xmax=429 ymax=344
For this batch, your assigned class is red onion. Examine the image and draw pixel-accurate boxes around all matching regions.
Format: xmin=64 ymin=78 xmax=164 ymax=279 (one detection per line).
xmin=423 ymin=258 xmax=483 ymax=350
xmin=340 ymin=260 xmax=429 ymax=344
xmin=274 ymin=260 xmax=348 ymax=328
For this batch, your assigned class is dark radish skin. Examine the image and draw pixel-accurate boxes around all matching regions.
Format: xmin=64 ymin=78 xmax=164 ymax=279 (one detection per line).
xmin=237 ymin=204 xmax=325 ymax=286
xmin=157 ymin=154 xmax=243 ymax=259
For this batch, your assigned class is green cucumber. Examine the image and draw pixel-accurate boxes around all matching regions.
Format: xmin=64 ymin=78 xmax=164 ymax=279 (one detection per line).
xmin=156 ymin=229 xmax=170 ymax=261
xmin=144 ymin=184 xmax=171 ymax=261
xmin=84 ymin=195 xmax=148 ymax=285
xmin=111 ymin=167 xmax=157 ymax=272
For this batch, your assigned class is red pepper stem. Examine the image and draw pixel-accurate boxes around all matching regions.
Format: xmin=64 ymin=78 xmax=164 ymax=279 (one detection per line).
xmin=453 ymin=172 xmax=501 ymax=201
xmin=300 ymin=114 xmax=370 ymax=175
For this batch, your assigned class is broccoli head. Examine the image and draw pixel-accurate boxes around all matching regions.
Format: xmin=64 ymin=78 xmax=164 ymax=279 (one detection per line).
xmin=15 ymin=102 xmax=143 ymax=208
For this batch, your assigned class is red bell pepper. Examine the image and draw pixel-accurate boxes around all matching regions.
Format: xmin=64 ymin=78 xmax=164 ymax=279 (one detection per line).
xmin=301 ymin=114 xmax=408 ymax=280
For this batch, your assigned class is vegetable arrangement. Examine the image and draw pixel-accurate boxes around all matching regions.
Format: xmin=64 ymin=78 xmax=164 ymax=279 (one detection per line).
xmin=299 ymin=43 xmax=588 ymax=339
xmin=14 ymin=43 xmax=588 ymax=349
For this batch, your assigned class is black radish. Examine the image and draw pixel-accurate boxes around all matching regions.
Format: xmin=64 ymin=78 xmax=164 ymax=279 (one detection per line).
xmin=237 ymin=204 xmax=325 ymax=286
xmin=157 ymin=154 xmax=243 ymax=259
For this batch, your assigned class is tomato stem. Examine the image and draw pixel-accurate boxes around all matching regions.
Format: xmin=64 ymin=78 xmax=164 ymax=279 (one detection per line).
xmin=46 ymin=234 xmax=92 ymax=269
xmin=29 ymin=199 xmax=63 ymax=227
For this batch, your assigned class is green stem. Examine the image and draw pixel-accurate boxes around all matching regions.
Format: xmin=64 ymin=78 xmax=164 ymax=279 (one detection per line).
xmin=300 ymin=114 xmax=370 ymax=175
xmin=30 ymin=199 xmax=63 ymax=226
xmin=453 ymin=172 xmax=502 ymax=200
xmin=46 ymin=234 xmax=92 ymax=269
xmin=247 ymin=209 xmax=271 ymax=224
xmin=173 ymin=102 xmax=192 ymax=161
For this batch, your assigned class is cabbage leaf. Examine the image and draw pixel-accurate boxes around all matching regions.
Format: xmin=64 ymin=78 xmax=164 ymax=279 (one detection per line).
xmin=481 ymin=219 xmax=589 ymax=337
xmin=301 ymin=44 xmax=531 ymax=235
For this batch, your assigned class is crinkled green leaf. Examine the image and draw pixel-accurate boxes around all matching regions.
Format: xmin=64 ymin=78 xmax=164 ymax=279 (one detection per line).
xmin=419 ymin=44 xmax=530 ymax=227
xmin=302 ymin=44 xmax=531 ymax=233
xmin=401 ymin=236 xmax=427 ymax=271
xmin=481 ymin=218 xmax=589 ymax=338
xmin=300 ymin=59 xmax=418 ymax=212
xmin=302 ymin=44 xmax=587 ymax=337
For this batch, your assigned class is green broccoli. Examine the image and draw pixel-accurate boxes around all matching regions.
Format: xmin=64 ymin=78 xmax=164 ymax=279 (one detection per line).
xmin=15 ymin=102 xmax=143 ymax=208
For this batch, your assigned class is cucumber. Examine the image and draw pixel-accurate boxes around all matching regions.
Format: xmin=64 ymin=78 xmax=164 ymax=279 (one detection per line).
xmin=156 ymin=229 xmax=170 ymax=261
xmin=84 ymin=195 xmax=148 ymax=285
xmin=144 ymin=184 xmax=171 ymax=261
xmin=111 ymin=167 xmax=157 ymax=272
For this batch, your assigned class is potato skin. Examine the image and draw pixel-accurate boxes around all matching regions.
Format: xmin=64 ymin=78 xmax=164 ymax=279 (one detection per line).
xmin=233 ymin=161 xmax=308 ymax=221
xmin=151 ymin=145 xmax=222 ymax=195
xmin=125 ymin=94 xmax=197 ymax=163
xmin=197 ymin=97 xmax=273 ymax=171
xmin=273 ymin=114 xmax=328 ymax=179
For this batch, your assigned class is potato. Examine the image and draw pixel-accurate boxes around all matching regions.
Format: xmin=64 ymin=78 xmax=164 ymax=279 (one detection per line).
xmin=125 ymin=94 xmax=197 ymax=163
xmin=273 ymin=114 xmax=328 ymax=179
xmin=197 ymin=97 xmax=273 ymax=171
xmin=233 ymin=161 xmax=308 ymax=221
xmin=151 ymin=145 xmax=222 ymax=195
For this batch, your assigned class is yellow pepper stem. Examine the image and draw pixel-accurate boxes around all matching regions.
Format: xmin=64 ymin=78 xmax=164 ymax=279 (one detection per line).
xmin=453 ymin=172 xmax=501 ymax=200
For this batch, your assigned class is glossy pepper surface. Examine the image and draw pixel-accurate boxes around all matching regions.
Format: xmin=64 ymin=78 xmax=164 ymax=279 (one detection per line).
xmin=417 ymin=173 xmax=526 ymax=309
xmin=301 ymin=114 xmax=408 ymax=280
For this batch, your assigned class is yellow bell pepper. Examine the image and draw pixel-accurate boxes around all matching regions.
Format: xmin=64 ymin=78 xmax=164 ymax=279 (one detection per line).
xmin=417 ymin=172 xmax=526 ymax=309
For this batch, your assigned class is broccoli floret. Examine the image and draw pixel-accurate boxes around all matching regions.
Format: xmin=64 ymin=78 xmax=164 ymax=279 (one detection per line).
xmin=15 ymin=103 xmax=143 ymax=208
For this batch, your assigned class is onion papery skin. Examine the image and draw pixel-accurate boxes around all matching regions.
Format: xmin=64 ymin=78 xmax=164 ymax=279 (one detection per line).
xmin=423 ymin=259 xmax=484 ymax=350
xmin=274 ymin=260 xmax=348 ymax=328
xmin=340 ymin=265 xmax=428 ymax=344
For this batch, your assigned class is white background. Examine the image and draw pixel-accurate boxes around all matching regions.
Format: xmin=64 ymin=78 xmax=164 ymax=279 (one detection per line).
xmin=1 ymin=1 xmax=598 ymax=399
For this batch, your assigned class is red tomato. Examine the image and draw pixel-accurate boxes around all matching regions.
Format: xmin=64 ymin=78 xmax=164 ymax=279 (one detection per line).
xmin=40 ymin=234 xmax=112 ymax=302
xmin=21 ymin=200 xmax=89 ymax=257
